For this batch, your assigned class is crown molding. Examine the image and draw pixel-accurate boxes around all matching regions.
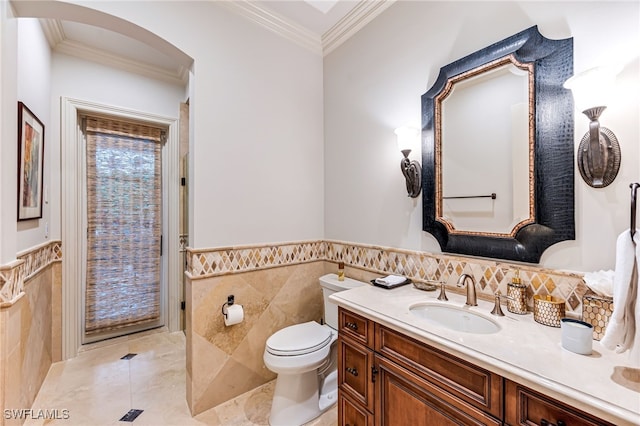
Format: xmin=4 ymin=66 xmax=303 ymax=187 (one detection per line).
xmin=39 ymin=18 xmax=65 ymax=47
xmin=39 ymin=19 xmax=187 ymax=86
xmin=322 ymin=0 xmax=396 ymax=55
xmin=38 ymin=0 xmax=394 ymax=76
xmin=217 ymin=0 xmax=323 ymax=55
xmin=217 ymin=0 xmax=394 ymax=56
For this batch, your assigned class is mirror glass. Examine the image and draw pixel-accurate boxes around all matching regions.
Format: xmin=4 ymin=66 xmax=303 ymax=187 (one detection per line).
xmin=421 ymin=26 xmax=575 ymax=263
xmin=438 ymin=59 xmax=533 ymax=236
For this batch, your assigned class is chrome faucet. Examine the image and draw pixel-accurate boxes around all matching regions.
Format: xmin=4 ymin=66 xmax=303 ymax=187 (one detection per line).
xmin=457 ymin=274 xmax=477 ymax=306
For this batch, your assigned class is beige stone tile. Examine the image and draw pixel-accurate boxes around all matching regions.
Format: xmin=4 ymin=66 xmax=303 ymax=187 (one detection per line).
xmin=23 ymin=330 xmax=338 ymax=426
xmin=270 ymin=269 xmax=323 ymax=324
xmin=193 ymin=357 xmax=265 ymax=415
xmin=193 ymin=275 xmax=268 ymax=356
xmin=242 ymin=266 xmax=291 ymax=301
xmin=306 ymin=406 xmax=338 ymax=426
xmin=4 ymin=346 xmax=24 ymax=413
xmin=190 ymin=333 xmax=229 ymax=408
xmin=51 ymin=264 xmax=62 ymax=363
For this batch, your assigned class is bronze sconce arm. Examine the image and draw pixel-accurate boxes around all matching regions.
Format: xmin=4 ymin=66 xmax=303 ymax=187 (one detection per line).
xmin=395 ymin=127 xmax=422 ymax=198
xmin=400 ymin=149 xmax=421 ymax=198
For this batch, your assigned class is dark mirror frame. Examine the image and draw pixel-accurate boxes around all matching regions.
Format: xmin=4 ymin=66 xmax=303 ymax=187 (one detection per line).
xmin=422 ymin=26 xmax=575 ymax=263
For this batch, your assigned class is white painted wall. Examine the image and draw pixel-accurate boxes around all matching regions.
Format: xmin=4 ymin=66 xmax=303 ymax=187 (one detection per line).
xmin=324 ymin=1 xmax=640 ymax=272
xmin=68 ymin=1 xmax=326 ymax=249
xmin=5 ymin=0 xmax=325 ymax=262
xmin=0 ymin=0 xmax=18 ymax=264
xmin=15 ymin=18 xmax=52 ymax=253
xmin=49 ymin=52 xmax=186 ymax=242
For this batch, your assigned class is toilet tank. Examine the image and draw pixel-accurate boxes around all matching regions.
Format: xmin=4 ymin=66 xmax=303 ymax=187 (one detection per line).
xmin=319 ymin=273 xmax=367 ymax=329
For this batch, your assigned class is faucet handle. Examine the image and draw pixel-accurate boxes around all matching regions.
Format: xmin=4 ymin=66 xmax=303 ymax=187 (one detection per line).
xmin=437 ymin=283 xmax=448 ymax=301
xmin=490 ymin=291 xmax=514 ymax=316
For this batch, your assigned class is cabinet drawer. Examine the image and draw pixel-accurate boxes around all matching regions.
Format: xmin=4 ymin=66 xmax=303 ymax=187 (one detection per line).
xmin=339 ymin=391 xmax=373 ymax=426
xmin=339 ymin=308 xmax=373 ymax=347
xmin=339 ymin=337 xmax=375 ymax=412
xmin=505 ymin=380 xmax=615 ymax=426
xmin=376 ymin=325 xmax=502 ymax=418
xmin=376 ymin=356 xmax=501 ymax=426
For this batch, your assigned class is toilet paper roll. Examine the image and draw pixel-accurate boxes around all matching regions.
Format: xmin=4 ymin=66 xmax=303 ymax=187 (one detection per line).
xmin=224 ymin=304 xmax=244 ymax=326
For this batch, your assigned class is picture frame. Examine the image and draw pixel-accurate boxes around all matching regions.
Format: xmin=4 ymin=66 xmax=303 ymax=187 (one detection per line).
xmin=17 ymin=101 xmax=45 ymax=221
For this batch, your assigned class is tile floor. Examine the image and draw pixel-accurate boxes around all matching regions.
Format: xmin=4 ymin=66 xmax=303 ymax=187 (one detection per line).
xmin=24 ymin=331 xmax=337 ymax=426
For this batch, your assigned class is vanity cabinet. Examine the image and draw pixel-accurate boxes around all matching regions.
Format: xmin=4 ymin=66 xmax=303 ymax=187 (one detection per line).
xmin=338 ymin=308 xmax=501 ymax=425
xmin=337 ymin=307 xmax=615 ymax=426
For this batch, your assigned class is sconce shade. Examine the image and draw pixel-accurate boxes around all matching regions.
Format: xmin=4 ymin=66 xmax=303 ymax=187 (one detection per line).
xmin=563 ymin=65 xmax=620 ymax=112
xmin=394 ymin=126 xmax=420 ymax=152
xmin=394 ymin=127 xmax=421 ymax=197
xmin=564 ymin=66 xmax=622 ymax=188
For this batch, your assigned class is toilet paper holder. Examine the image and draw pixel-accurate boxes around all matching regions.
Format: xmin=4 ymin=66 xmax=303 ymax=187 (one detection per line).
xmin=222 ymin=295 xmax=235 ymax=319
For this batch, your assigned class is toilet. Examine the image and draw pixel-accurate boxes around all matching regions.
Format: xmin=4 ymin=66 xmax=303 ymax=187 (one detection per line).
xmin=263 ymin=273 xmax=366 ymax=426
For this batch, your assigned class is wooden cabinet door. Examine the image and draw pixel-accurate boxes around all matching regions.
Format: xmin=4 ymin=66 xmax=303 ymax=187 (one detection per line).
xmin=339 ymin=392 xmax=374 ymax=426
xmin=376 ymin=324 xmax=502 ymax=418
xmin=375 ymin=356 xmax=502 ymax=426
xmin=339 ymin=336 xmax=375 ymax=413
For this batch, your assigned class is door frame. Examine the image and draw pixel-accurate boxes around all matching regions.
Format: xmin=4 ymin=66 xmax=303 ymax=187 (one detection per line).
xmin=61 ymin=97 xmax=180 ymax=359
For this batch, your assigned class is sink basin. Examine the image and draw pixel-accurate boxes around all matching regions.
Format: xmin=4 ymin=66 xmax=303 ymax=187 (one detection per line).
xmin=409 ymin=303 xmax=501 ymax=334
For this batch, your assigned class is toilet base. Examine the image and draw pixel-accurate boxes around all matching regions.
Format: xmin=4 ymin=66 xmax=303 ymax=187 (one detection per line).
xmin=318 ymin=370 xmax=338 ymax=412
xmin=269 ymin=370 xmax=321 ymax=426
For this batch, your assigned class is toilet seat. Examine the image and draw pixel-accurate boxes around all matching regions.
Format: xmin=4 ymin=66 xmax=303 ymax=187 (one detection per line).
xmin=266 ymin=321 xmax=332 ymax=356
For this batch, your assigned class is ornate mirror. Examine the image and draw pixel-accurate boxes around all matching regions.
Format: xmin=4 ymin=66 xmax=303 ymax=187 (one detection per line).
xmin=422 ymin=26 xmax=575 ymax=263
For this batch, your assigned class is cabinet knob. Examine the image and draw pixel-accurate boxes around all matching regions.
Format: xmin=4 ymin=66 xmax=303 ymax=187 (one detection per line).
xmin=345 ymin=321 xmax=358 ymax=330
xmin=346 ymin=367 xmax=359 ymax=376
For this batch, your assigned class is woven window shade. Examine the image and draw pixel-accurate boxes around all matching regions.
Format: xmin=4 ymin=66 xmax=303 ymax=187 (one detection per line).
xmin=84 ymin=117 xmax=163 ymax=335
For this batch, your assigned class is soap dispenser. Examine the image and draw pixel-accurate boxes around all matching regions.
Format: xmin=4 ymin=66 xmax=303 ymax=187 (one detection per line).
xmin=507 ymin=270 xmax=528 ymax=314
xmin=338 ymin=262 xmax=345 ymax=281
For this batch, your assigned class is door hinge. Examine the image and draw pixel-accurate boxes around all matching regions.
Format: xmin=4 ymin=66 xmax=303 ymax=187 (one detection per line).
xmin=181 ymin=301 xmax=185 ymax=310
xmin=160 ymin=235 xmax=163 ymax=256
xmin=181 ymin=177 xmax=186 ymax=186
xmin=371 ymin=365 xmax=379 ymax=383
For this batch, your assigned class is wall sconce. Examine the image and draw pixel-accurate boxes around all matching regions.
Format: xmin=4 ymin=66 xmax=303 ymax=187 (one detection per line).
xmin=564 ymin=66 xmax=621 ymax=188
xmin=394 ymin=126 xmax=421 ymax=198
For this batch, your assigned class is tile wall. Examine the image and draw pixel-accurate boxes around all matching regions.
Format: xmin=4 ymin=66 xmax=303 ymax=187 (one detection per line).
xmin=185 ymin=239 xmax=589 ymax=415
xmin=0 ymin=241 xmax=62 ymax=426
xmin=185 ymin=261 xmax=327 ymax=415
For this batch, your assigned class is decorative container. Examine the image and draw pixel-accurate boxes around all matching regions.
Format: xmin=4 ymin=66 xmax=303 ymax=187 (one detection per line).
xmin=561 ymin=318 xmax=593 ymax=355
xmin=412 ymin=281 xmax=439 ymax=292
xmin=533 ymin=295 xmax=565 ymax=327
xmin=507 ymin=282 xmax=528 ymax=314
xmin=582 ymin=292 xmax=614 ymax=340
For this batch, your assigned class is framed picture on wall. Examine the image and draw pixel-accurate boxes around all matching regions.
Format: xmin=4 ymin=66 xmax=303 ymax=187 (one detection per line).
xmin=17 ymin=101 xmax=45 ymax=221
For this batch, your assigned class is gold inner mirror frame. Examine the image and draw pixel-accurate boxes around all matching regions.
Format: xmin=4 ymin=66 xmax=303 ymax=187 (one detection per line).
xmin=434 ymin=55 xmax=535 ymax=238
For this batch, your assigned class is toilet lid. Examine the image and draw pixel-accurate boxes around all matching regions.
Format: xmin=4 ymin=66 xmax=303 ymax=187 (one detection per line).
xmin=266 ymin=321 xmax=332 ymax=356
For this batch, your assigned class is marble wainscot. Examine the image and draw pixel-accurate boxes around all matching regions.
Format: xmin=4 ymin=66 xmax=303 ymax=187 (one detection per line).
xmin=330 ymin=284 xmax=640 ymax=426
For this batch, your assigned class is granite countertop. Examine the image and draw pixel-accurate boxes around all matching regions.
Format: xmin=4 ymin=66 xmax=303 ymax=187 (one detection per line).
xmin=329 ymin=283 xmax=640 ymax=426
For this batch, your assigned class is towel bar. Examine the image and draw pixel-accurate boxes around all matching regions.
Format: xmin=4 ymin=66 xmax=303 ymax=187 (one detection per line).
xmin=443 ymin=193 xmax=497 ymax=200
xmin=631 ymin=182 xmax=639 ymax=239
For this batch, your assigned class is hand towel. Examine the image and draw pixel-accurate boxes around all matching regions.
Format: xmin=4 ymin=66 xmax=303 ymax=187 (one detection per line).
xmin=583 ymin=270 xmax=615 ymax=297
xmin=601 ymin=229 xmax=640 ymax=363
xmin=375 ymin=275 xmax=406 ymax=285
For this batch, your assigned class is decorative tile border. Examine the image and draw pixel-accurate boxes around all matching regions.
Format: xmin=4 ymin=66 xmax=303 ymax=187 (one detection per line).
xmin=187 ymin=240 xmax=326 ymax=278
xmin=17 ymin=240 xmax=63 ymax=282
xmin=0 ymin=259 xmax=26 ymax=306
xmin=187 ymin=239 xmax=588 ymax=314
xmin=1 ymin=240 xmax=63 ymax=306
